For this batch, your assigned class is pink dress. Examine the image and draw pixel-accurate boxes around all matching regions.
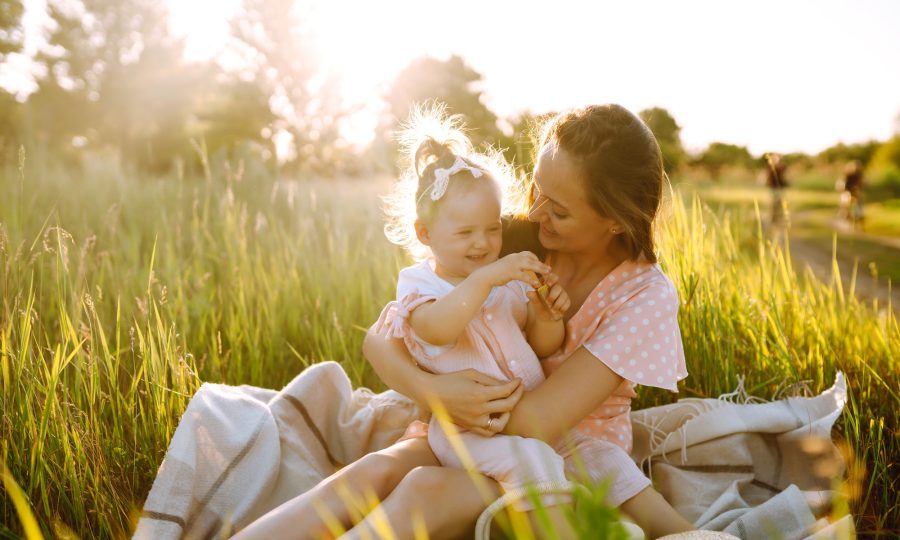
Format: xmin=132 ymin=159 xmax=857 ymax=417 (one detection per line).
xmin=376 ymin=259 xmax=568 ymax=509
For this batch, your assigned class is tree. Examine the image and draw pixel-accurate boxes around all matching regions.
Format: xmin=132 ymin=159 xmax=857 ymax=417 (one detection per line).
xmin=383 ymin=55 xmax=507 ymax=152
xmin=194 ymin=77 xmax=277 ymax=162
xmin=692 ymin=142 xmax=755 ymax=180
xmin=0 ymin=0 xmax=24 ymax=58
xmin=639 ymin=107 xmax=685 ymax=173
xmin=816 ymin=140 xmax=880 ymax=168
xmin=229 ymin=0 xmax=344 ymax=174
xmin=0 ymin=0 xmax=24 ymax=161
xmin=31 ymin=0 xmax=203 ymax=169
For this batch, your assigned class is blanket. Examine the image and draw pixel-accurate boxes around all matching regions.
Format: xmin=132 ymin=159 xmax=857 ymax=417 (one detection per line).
xmin=134 ymin=363 xmax=852 ymax=539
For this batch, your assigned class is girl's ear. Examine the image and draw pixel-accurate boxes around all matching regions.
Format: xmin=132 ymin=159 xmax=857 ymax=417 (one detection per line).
xmin=414 ymin=220 xmax=431 ymax=246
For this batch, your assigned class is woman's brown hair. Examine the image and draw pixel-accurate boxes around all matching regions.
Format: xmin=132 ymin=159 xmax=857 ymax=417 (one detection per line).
xmin=539 ymin=104 xmax=664 ymax=263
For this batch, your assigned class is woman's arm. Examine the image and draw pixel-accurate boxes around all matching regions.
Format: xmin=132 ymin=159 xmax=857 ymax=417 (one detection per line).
xmin=502 ymin=346 xmax=624 ymax=443
xmin=363 ymin=328 xmax=524 ymax=437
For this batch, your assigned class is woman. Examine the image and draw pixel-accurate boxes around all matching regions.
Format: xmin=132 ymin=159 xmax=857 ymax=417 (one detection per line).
xmin=234 ymin=104 xmax=693 ymax=539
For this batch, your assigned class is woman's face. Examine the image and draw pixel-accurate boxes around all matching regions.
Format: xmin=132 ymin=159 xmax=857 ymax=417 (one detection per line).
xmin=528 ymin=142 xmax=618 ymax=253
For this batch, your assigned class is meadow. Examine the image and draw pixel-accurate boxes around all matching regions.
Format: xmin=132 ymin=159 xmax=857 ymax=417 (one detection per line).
xmin=1 ymin=150 xmax=898 ymax=538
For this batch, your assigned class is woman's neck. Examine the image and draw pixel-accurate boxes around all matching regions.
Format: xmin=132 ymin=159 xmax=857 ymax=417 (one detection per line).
xmin=550 ymin=242 xmax=631 ymax=321
xmin=550 ymin=240 xmax=631 ymax=292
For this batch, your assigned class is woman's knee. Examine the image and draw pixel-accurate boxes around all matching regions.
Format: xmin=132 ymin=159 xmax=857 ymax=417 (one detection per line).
xmin=340 ymin=452 xmax=408 ymax=497
xmin=395 ymin=465 xmax=447 ymax=497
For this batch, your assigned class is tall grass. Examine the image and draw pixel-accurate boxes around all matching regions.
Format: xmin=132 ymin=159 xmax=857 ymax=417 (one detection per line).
xmin=1 ymin=151 xmax=897 ymax=537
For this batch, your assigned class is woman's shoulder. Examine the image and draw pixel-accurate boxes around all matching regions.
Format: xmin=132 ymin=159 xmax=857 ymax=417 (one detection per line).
xmin=606 ymin=260 xmax=679 ymax=309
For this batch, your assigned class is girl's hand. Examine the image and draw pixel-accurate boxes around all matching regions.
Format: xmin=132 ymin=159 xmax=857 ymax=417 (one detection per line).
xmin=527 ymin=272 xmax=570 ymax=321
xmin=476 ymin=251 xmax=550 ymax=288
xmin=426 ymin=370 xmax=524 ymax=437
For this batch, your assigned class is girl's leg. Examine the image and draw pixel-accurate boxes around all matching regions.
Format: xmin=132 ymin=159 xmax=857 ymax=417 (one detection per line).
xmin=232 ymin=438 xmax=438 ymax=540
xmin=619 ymin=486 xmax=693 ymax=540
xmin=341 ymin=465 xmax=502 ymax=540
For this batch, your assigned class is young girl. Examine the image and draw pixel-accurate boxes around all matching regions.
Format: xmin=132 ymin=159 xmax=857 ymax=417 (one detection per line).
xmin=377 ymin=126 xmax=575 ymax=512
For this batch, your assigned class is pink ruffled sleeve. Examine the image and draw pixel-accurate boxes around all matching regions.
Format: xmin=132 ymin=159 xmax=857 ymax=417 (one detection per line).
xmin=582 ymin=278 xmax=688 ymax=391
xmin=372 ymin=293 xmax=440 ymax=363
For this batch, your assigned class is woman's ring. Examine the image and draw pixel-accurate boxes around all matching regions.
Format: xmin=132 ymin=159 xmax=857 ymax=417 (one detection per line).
xmin=487 ymin=417 xmax=496 ymax=431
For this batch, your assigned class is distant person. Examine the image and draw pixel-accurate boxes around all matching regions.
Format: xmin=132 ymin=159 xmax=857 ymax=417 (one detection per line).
xmin=765 ymin=153 xmax=789 ymax=227
xmin=838 ymin=160 xmax=865 ymax=229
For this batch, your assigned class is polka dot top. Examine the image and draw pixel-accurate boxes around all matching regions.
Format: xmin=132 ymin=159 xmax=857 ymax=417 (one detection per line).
xmin=542 ymin=258 xmax=688 ymax=453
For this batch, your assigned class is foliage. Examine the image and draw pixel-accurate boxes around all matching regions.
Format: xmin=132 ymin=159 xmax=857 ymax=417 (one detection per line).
xmin=0 ymin=91 xmax=23 ymax=161
xmin=639 ymin=107 xmax=686 ymax=173
xmin=228 ymin=0 xmax=346 ymax=174
xmin=1 ymin=151 xmax=897 ymax=537
xmin=504 ymin=110 xmax=557 ymax=174
xmin=384 ymin=55 xmax=509 ymax=154
xmin=691 ymin=141 xmax=755 ymax=180
xmin=29 ymin=0 xmax=207 ymax=169
xmin=817 ymin=140 xmax=881 ymax=168
xmin=0 ymin=0 xmax=24 ymax=57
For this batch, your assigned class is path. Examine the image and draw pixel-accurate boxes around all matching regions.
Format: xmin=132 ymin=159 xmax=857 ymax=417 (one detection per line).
xmin=782 ymin=211 xmax=900 ymax=309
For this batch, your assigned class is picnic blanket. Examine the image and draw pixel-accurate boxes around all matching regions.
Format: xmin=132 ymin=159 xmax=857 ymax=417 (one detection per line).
xmin=133 ymin=362 xmax=852 ymax=539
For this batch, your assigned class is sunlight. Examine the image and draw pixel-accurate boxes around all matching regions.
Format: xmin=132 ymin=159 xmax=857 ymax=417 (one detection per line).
xmin=167 ymin=0 xmax=240 ymax=61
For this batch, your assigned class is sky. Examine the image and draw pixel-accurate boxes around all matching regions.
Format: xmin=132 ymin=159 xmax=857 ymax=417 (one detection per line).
xmin=6 ymin=0 xmax=900 ymax=155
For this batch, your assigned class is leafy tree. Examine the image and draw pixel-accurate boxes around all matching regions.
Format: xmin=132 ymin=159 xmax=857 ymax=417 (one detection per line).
xmin=505 ymin=110 xmax=556 ymax=174
xmin=639 ymin=107 xmax=685 ymax=172
xmin=0 ymin=0 xmax=24 ymax=58
xmin=194 ymin=77 xmax=277 ymax=162
xmin=0 ymin=0 xmax=24 ymax=161
xmin=229 ymin=0 xmax=344 ymax=174
xmin=384 ymin=55 xmax=507 ymax=152
xmin=692 ymin=142 xmax=754 ymax=180
xmin=31 ymin=0 xmax=202 ymax=169
xmin=0 ymin=91 xmax=23 ymax=161
xmin=816 ymin=140 xmax=880 ymax=168
xmin=872 ymin=137 xmax=900 ymax=168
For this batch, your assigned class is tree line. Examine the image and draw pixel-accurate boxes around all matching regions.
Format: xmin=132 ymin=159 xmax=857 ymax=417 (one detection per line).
xmin=2 ymin=0 xmax=899 ymax=187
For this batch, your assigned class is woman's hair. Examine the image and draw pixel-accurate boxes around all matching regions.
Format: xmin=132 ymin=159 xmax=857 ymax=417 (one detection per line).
xmin=537 ymin=104 xmax=664 ymax=263
xmin=383 ymin=103 xmax=526 ymax=260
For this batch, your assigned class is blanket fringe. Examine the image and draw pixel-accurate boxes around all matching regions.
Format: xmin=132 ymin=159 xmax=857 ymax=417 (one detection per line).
xmin=717 ymin=374 xmax=768 ymax=405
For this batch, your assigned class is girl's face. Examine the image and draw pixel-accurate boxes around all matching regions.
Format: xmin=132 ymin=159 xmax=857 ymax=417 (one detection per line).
xmin=416 ymin=180 xmax=503 ymax=283
xmin=527 ymin=142 xmax=618 ymax=253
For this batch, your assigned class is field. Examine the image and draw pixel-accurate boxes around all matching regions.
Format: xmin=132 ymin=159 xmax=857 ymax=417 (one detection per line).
xmin=1 ymin=152 xmax=898 ymax=538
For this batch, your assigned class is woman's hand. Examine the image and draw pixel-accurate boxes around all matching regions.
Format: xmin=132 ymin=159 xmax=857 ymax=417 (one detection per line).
xmin=425 ymin=370 xmax=524 ymax=437
xmin=363 ymin=329 xmax=524 ymax=437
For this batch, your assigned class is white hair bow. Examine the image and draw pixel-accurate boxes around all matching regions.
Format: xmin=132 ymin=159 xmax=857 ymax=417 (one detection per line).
xmin=430 ymin=156 xmax=484 ymax=200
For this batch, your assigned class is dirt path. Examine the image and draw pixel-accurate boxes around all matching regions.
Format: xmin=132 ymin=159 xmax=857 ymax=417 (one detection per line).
xmin=780 ymin=213 xmax=900 ymax=309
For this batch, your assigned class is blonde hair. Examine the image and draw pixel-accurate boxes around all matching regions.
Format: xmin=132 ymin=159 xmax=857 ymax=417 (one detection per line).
xmin=383 ymin=103 xmax=527 ymax=261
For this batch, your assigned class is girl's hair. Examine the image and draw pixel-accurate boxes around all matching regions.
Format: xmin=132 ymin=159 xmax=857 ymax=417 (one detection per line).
xmin=536 ymin=104 xmax=664 ymax=263
xmin=383 ymin=103 xmax=527 ymax=260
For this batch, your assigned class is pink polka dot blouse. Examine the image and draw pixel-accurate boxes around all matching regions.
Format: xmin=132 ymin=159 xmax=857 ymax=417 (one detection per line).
xmin=544 ymin=257 xmax=688 ymax=453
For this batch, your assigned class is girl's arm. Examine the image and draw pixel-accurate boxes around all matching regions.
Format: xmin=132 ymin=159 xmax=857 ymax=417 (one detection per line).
xmin=523 ymin=272 xmax=570 ymax=358
xmin=410 ymin=252 xmax=549 ymax=346
xmin=363 ymin=329 xmax=524 ymax=437
xmin=502 ymin=346 xmax=625 ymax=443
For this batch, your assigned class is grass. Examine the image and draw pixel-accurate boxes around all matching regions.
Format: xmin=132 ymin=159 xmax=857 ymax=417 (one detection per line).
xmin=1 ymin=151 xmax=898 ymax=537
xmin=677 ymin=177 xmax=900 ymax=285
